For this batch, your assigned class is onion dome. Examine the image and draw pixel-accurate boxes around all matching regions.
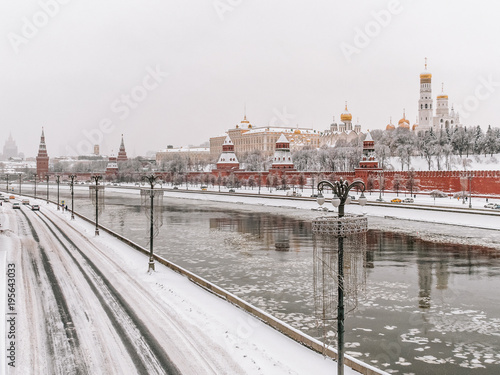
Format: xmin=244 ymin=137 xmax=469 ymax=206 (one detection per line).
xmin=420 ymin=58 xmax=432 ymax=81
xmin=386 ymin=117 xmax=395 ymax=130
xmin=398 ymin=111 xmax=410 ymax=129
xmin=293 ymin=128 xmax=301 ymax=135
xmin=340 ymin=102 xmax=352 ymax=122
xmin=437 ymin=82 xmax=448 ymax=99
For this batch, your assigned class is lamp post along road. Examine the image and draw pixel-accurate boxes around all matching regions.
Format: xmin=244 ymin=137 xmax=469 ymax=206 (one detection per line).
xmin=468 ymin=175 xmax=473 ymax=209
xmin=46 ymin=175 xmax=49 ymax=203
xmin=5 ymin=174 xmax=9 ymax=192
xmin=34 ymin=174 xmax=37 ymax=198
xmin=142 ymin=174 xmax=162 ymax=272
xmin=90 ymin=175 xmax=102 ymax=235
xmin=56 ymin=175 xmax=61 ymax=210
xmin=316 ymin=178 xmax=367 ymax=375
xmin=18 ymin=174 xmax=22 ymax=195
xmin=69 ymin=175 xmax=77 ymax=220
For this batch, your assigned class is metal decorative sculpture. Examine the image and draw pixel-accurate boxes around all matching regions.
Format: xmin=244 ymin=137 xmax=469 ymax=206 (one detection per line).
xmin=312 ymin=178 xmax=368 ymax=375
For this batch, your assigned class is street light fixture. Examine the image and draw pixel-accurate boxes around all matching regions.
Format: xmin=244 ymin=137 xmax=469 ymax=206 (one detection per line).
xmin=316 ymin=178 xmax=367 ymax=375
xmin=468 ymin=174 xmax=473 ymax=209
xmin=90 ymin=175 xmax=102 ymax=235
xmin=18 ymin=173 xmax=22 ymax=195
xmin=69 ymin=175 xmax=77 ymax=220
xmin=34 ymin=174 xmax=37 ymax=198
xmin=142 ymin=174 xmax=162 ymax=272
xmin=5 ymin=174 xmax=8 ymax=192
xmin=46 ymin=175 xmax=49 ymax=204
xmin=56 ymin=175 xmax=61 ymax=210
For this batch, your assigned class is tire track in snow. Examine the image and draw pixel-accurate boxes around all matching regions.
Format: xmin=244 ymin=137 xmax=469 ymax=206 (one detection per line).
xmin=34 ymin=211 xmax=181 ymax=375
xmin=18 ymin=209 xmax=87 ymax=374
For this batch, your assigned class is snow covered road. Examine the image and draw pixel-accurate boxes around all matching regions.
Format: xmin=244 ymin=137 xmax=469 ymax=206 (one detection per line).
xmin=1 ymin=201 xmax=370 ymax=375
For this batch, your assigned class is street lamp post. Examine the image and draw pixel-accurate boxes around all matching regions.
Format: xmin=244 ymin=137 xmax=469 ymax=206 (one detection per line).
xmin=468 ymin=175 xmax=473 ymax=209
xmin=90 ymin=175 xmax=102 ymax=235
xmin=34 ymin=174 xmax=37 ymax=198
xmin=378 ymin=171 xmax=383 ymax=201
xmin=46 ymin=175 xmax=49 ymax=204
xmin=18 ymin=174 xmax=22 ymax=195
xmin=316 ymin=178 xmax=367 ymax=375
xmin=69 ymin=175 xmax=77 ymax=220
xmin=258 ymin=172 xmax=262 ymax=195
xmin=143 ymin=174 xmax=160 ymax=272
xmin=56 ymin=175 xmax=61 ymax=210
xmin=5 ymin=174 xmax=8 ymax=192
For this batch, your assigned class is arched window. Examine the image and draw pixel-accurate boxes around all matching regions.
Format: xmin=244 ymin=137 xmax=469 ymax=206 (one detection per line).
xmin=425 ymin=104 xmax=428 ymax=109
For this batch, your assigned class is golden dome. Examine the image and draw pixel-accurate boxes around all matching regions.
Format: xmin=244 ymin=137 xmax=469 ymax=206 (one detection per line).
xmin=340 ymin=103 xmax=352 ymax=122
xmin=420 ymin=58 xmax=432 ymax=80
xmin=398 ymin=111 xmax=410 ymax=129
xmin=240 ymin=115 xmax=252 ymax=128
xmin=386 ymin=123 xmax=395 ymax=130
xmin=412 ymin=123 xmax=418 ymax=131
xmin=293 ymin=128 xmax=301 ymax=135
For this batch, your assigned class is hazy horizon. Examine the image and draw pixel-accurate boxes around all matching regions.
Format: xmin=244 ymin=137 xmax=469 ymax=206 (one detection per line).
xmin=2 ymin=0 xmax=500 ymax=158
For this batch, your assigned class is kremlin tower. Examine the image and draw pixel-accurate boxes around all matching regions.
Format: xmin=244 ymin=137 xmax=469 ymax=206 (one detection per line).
xmin=215 ymin=135 xmax=241 ymax=171
xmin=105 ymin=152 xmax=119 ymax=178
xmin=357 ymin=132 xmax=380 ymax=170
xmin=117 ymin=134 xmax=128 ymax=163
xmin=270 ymin=134 xmax=295 ymax=170
xmin=36 ymin=128 xmax=49 ymax=179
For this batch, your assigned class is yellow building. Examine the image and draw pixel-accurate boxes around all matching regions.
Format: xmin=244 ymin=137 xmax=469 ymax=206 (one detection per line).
xmin=210 ymin=115 xmax=322 ymax=159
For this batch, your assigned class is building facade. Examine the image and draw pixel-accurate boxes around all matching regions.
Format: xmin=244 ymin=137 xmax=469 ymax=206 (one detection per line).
xmin=2 ymin=133 xmax=18 ymax=160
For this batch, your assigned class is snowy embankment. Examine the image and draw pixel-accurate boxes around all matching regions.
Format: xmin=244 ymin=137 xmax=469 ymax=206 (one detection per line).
xmin=0 ymin=198 xmax=382 ymax=375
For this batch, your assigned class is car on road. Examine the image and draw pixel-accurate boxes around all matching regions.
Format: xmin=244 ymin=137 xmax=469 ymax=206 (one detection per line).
xmin=201 ymin=185 xmax=208 ymax=191
xmin=493 ymin=204 xmax=500 ymax=210
xmin=22 ymin=199 xmax=30 ymax=205
xmin=173 ymin=186 xmax=179 ymax=190
xmin=9 ymin=195 xmax=15 ymax=199
xmin=31 ymin=204 xmax=40 ymax=211
xmin=484 ymin=203 xmax=496 ymax=208
xmin=228 ymin=189 xmax=235 ymax=193
xmin=12 ymin=202 xmax=21 ymax=209
xmin=391 ymin=198 xmax=402 ymax=203
xmin=403 ymin=198 xmax=414 ymax=203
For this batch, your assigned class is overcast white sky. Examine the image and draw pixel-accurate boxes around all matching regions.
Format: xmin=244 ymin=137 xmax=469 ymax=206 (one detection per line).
xmin=2 ymin=0 xmax=500 ymax=157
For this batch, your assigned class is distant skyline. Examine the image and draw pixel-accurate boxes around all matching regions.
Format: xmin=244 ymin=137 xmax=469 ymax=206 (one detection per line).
xmin=2 ymin=0 xmax=500 ymax=157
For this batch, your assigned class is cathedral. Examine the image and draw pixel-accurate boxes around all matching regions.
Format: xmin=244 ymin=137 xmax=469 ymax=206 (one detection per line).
xmin=414 ymin=59 xmax=461 ymax=133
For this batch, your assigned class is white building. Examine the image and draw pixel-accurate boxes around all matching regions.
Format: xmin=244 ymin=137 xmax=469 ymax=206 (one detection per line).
xmin=416 ymin=60 xmax=461 ymax=133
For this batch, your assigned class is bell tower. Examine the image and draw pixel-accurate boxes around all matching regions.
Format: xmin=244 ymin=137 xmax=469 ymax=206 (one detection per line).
xmin=418 ymin=58 xmax=433 ymax=132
